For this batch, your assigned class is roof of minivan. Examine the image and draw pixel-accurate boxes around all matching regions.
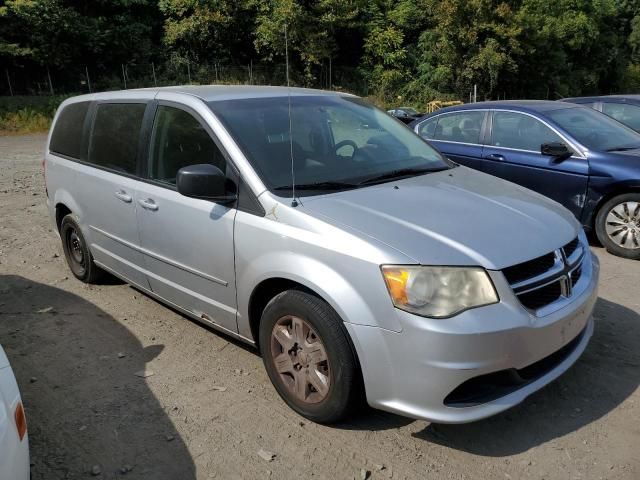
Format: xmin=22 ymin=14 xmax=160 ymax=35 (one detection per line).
xmin=66 ymin=85 xmax=349 ymax=103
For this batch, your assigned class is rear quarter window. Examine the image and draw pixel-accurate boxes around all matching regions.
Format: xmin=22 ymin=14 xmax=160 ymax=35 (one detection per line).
xmin=88 ymin=103 xmax=146 ymax=175
xmin=49 ymin=102 xmax=91 ymax=158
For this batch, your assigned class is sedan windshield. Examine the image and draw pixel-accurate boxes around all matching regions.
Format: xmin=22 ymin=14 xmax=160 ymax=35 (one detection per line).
xmin=547 ymin=107 xmax=640 ymax=151
xmin=208 ymin=95 xmax=449 ymax=196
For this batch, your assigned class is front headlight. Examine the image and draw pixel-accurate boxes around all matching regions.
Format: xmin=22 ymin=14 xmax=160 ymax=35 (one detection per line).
xmin=381 ymin=265 xmax=499 ymax=318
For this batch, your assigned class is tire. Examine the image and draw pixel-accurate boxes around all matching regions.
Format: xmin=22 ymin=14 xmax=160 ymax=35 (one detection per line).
xmin=259 ymin=290 xmax=362 ymax=424
xmin=595 ymin=193 xmax=640 ymax=260
xmin=60 ymin=214 xmax=104 ymax=283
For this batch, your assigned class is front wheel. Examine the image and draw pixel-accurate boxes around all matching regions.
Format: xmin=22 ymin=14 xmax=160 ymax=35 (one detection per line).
xmin=595 ymin=193 xmax=640 ymax=260
xmin=259 ymin=290 xmax=362 ymax=424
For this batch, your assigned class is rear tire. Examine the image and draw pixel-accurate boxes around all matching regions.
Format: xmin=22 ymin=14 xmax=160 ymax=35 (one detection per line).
xmin=595 ymin=193 xmax=640 ymax=260
xmin=60 ymin=214 xmax=104 ymax=283
xmin=259 ymin=290 xmax=362 ymax=424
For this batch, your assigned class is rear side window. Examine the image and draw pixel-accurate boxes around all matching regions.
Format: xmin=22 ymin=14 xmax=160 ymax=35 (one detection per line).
xmin=432 ymin=111 xmax=484 ymax=144
xmin=89 ymin=103 xmax=146 ymax=174
xmin=602 ymin=103 xmax=640 ymax=131
xmin=49 ymin=102 xmax=90 ymax=158
xmin=418 ymin=117 xmax=438 ymax=139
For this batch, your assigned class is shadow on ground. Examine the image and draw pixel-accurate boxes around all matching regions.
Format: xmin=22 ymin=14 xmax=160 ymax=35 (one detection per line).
xmin=0 ymin=275 xmax=196 ymax=479
xmin=411 ymin=297 xmax=640 ymax=455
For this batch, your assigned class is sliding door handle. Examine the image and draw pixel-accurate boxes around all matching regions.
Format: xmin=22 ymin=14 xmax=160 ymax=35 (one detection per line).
xmin=114 ymin=190 xmax=132 ymax=203
xmin=485 ymin=153 xmax=505 ymax=161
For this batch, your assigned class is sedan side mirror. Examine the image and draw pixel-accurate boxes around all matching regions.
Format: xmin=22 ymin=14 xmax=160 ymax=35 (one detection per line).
xmin=541 ymin=142 xmax=572 ymax=161
xmin=176 ymin=164 xmax=237 ymax=204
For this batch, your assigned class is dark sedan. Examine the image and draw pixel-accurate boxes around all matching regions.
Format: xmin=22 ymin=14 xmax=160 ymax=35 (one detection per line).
xmin=387 ymin=107 xmax=423 ymax=124
xmin=410 ymin=100 xmax=640 ymax=259
xmin=560 ymin=95 xmax=640 ymax=132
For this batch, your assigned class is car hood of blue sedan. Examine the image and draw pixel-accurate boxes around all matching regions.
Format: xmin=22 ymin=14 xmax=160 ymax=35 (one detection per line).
xmin=300 ymin=166 xmax=580 ymax=270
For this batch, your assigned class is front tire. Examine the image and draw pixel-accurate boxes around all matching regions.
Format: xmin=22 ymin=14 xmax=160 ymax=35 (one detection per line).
xmin=60 ymin=214 xmax=103 ymax=283
xmin=259 ymin=290 xmax=361 ymax=424
xmin=595 ymin=194 xmax=640 ymax=260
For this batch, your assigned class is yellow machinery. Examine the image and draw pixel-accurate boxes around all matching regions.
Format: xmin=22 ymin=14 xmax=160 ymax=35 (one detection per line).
xmin=424 ymin=100 xmax=463 ymax=113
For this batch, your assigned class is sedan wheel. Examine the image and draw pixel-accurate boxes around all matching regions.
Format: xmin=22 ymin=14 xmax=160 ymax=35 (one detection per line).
xmin=604 ymin=201 xmax=640 ymax=250
xmin=595 ymin=193 xmax=640 ymax=260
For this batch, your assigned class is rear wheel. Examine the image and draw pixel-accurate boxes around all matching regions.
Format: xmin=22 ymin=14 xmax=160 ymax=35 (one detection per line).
xmin=259 ymin=290 xmax=361 ymax=424
xmin=595 ymin=193 xmax=640 ymax=260
xmin=60 ymin=214 xmax=103 ymax=282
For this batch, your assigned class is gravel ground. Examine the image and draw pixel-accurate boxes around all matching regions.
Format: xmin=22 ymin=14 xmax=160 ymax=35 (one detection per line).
xmin=0 ymin=133 xmax=639 ymax=480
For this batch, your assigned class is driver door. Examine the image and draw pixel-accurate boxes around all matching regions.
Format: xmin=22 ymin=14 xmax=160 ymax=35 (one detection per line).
xmin=482 ymin=110 xmax=589 ymax=218
xmin=135 ymin=102 xmax=238 ymax=333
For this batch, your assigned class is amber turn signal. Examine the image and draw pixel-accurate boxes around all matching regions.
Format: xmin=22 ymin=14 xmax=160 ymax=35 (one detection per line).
xmin=14 ymin=401 xmax=27 ymax=441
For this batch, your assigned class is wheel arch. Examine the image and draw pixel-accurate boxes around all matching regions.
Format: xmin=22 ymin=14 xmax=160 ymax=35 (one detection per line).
xmin=52 ymin=189 xmax=85 ymax=232
xmin=588 ymin=183 xmax=640 ymax=230
xmin=247 ymin=275 xmax=367 ymax=405
xmin=55 ymin=203 xmax=72 ymax=232
xmin=248 ymin=277 xmax=317 ymax=351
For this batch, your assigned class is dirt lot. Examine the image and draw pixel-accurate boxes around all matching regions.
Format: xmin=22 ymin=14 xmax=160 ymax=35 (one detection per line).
xmin=0 ymin=133 xmax=639 ymax=480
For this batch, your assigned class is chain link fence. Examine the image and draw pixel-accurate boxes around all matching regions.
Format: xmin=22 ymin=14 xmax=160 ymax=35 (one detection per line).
xmin=1 ymin=62 xmax=368 ymax=97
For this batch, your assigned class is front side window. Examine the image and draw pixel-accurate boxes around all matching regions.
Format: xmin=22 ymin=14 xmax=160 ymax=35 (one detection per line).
xmin=547 ymin=106 xmax=640 ymax=151
xmin=149 ymin=106 xmax=226 ymax=185
xmin=601 ymin=103 xmax=640 ymax=131
xmin=89 ymin=103 xmax=146 ymax=174
xmin=490 ymin=111 xmax=563 ymax=152
xmin=208 ymin=95 xmax=450 ymax=196
xmin=50 ymin=101 xmax=90 ymax=158
xmin=431 ymin=111 xmax=484 ymax=144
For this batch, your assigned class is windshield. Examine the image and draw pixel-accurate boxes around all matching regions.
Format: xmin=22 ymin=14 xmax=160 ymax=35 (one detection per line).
xmin=208 ymin=95 xmax=449 ymax=196
xmin=547 ymin=107 xmax=640 ymax=151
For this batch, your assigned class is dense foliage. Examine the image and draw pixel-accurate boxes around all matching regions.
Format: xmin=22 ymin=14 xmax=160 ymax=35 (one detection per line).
xmin=1 ymin=0 xmax=639 ymax=103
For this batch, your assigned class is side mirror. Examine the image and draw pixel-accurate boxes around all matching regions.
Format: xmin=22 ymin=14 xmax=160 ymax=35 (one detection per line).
xmin=176 ymin=164 xmax=237 ymax=204
xmin=541 ymin=142 xmax=572 ymax=161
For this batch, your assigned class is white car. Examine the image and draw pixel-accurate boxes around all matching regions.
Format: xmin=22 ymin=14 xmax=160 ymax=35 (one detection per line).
xmin=0 ymin=344 xmax=29 ymax=480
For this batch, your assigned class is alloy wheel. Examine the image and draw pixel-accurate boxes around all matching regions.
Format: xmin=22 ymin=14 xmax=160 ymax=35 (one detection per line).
xmin=605 ymin=201 xmax=640 ymax=250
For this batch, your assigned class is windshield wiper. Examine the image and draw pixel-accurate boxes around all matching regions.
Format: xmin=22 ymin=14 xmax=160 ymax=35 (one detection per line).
xmin=606 ymin=145 xmax=640 ymax=152
xmin=273 ymin=181 xmax=359 ymax=191
xmin=358 ymin=166 xmax=448 ymax=185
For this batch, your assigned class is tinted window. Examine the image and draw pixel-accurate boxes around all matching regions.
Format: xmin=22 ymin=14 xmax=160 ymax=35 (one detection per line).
xmin=89 ymin=103 xmax=146 ymax=174
xmin=432 ymin=111 xmax=484 ymax=144
xmin=490 ymin=111 xmax=562 ymax=151
xmin=150 ymin=106 xmax=226 ymax=185
xmin=50 ymin=102 xmax=90 ymax=158
xmin=547 ymin=107 xmax=640 ymax=151
xmin=602 ymin=103 xmax=640 ymax=131
xmin=209 ymin=96 xmax=448 ymax=195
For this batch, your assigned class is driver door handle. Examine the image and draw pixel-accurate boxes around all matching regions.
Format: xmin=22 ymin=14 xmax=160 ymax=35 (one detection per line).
xmin=485 ymin=153 xmax=505 ymax=161
xmin=138 ymin=198 xmax=159 ymax=211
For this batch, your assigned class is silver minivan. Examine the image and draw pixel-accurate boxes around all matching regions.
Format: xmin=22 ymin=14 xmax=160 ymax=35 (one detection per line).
xmin=45 ymin=86 xmax=599 ymax=424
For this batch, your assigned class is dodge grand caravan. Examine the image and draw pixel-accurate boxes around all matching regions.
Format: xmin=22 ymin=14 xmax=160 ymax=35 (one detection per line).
xmin=45 ymin=86 xmax=599 ymax=424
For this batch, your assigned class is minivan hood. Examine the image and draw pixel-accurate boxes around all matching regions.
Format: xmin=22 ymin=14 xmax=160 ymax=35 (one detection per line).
xmin=300 ymin=167 xmax=579 ymax=270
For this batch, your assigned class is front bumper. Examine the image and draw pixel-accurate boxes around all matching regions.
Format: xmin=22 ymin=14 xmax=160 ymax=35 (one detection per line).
xmin=346 ymin=250 xmax=599 ymax=423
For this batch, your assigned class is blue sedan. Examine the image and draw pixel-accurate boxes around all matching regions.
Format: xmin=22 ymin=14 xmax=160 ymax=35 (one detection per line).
xmin=560 ymin=95 xmax=640 ymax=132
xmin=410 ymin=100 xmax=640 ymax=259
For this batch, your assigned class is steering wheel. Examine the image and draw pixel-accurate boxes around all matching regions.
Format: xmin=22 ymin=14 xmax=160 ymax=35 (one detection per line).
xmin=335 ymin=140 xmax=358 ymax=158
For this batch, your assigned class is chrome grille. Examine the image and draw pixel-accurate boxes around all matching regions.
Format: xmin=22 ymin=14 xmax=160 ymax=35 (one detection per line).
xmin=503 ymin=236 xmax=585 ymax=314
